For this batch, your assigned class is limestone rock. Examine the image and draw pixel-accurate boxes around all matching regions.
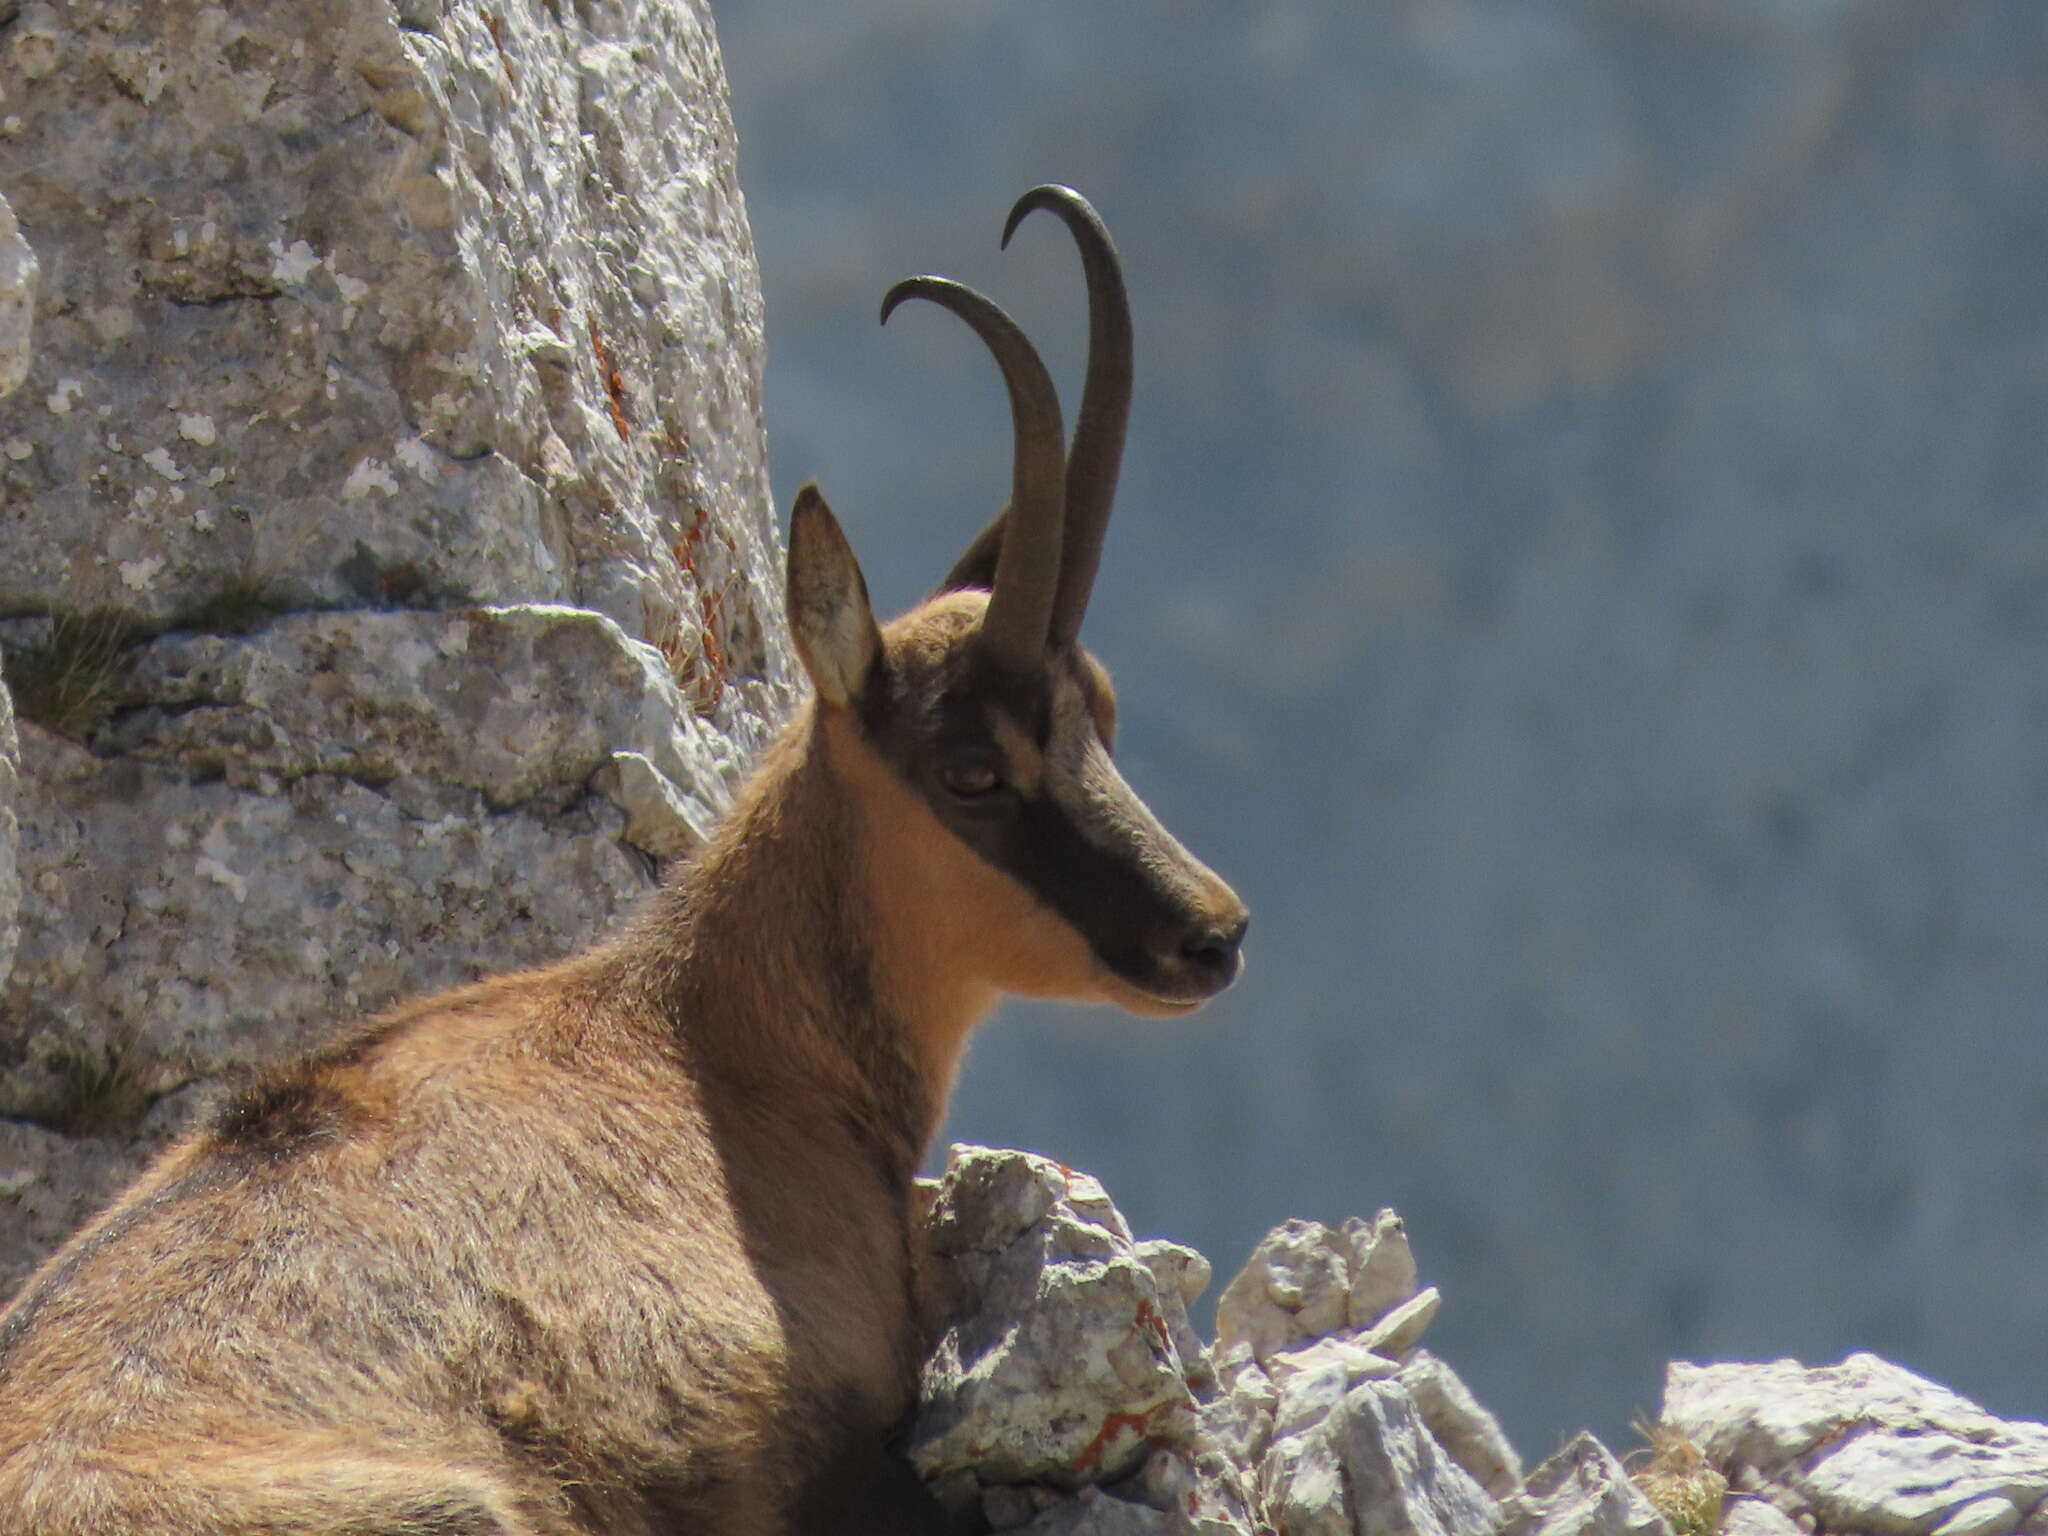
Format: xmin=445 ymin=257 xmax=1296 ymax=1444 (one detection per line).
xmin=911 ymin=1146 xmax=1202 ymax=1491
xmin=1499 ymin=1432 xmax=1671 ymax=1536
xmin=1263 ymin=1378 xmax=1501 ymax=1536
xmin=1662 ymin=1355 xmax=2048 ymax=1536
xmin=0 ymin=0 xmax=789 ymax=667
xmin=0 ymin=192 xmax=32 ymax=398
xmin=1198 ymin=1360 xmax=1278 ymax=1471
xmin=0 ymin=0 xmax=792 ymax=1296
xmin=96 ymin=605 xmax=738 ymax=831
xmin=0 ymin=725 xmax=649 ymax=1131
xmin=1402 ymin=1349 xmax=1525 ymax=1499
xmin=1138 ymin=1239 xmax=1216 ymax=1395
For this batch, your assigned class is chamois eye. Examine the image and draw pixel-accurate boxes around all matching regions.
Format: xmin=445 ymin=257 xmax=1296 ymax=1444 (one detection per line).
xmin=940 ymin=761 xmax=1002 ymax=798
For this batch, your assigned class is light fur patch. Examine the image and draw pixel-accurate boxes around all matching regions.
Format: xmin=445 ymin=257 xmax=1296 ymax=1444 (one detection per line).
xmin=990 ymin=713 xmax=1044 ymax=796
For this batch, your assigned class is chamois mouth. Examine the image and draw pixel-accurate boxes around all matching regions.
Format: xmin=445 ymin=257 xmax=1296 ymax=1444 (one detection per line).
xmin=1097 ymin=911 xmax=1248 ymax=1014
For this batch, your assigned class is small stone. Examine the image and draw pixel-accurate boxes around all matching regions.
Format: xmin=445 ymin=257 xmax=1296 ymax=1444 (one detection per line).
xmin=591 ymin=750 xmax=710 ymax=860
xmin=1269 ymin=1335 xmax=1401 ymax=1393
xmin=1362 ymin=1286 xmax=1441 ymax=1361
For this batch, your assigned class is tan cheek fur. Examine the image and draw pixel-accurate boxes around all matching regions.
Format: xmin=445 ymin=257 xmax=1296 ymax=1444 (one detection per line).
xmin=822 ymin=708 xmax=1110 ymax=1099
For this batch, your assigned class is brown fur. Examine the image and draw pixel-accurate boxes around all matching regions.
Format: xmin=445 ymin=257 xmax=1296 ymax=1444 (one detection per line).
xmin=0 ymin=690 xmax=952 ymax=1531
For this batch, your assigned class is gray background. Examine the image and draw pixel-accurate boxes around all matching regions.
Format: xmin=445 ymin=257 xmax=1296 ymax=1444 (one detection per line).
xmin=711 ymin=0 xmax=2048 ymax=1457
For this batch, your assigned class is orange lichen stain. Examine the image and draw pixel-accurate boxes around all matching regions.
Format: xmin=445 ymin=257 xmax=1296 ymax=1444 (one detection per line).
xmin=1133 ymin=1296 xmax=1174 ymax=1356
xmin=666 ymin=504 xmax=738 ymax=713
xmin=482 ymin=11 xmax=518 ymax=90
xmin=589 ymin=314 xmax=630 ymax=442
xmin=1068 ymin=1404 xmax=1171 ymax=1478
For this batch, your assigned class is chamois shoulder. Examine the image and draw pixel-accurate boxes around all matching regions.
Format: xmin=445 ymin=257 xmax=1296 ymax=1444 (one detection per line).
xmin=195 ymin=957 xmax=630 ymax=1168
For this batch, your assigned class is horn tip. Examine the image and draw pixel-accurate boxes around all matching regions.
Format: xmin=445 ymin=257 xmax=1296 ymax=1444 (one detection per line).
xmin=879 ymin=275 xmax=941 ymax=326
xmin=1002 ymin=183 xmax=1099 ymax=249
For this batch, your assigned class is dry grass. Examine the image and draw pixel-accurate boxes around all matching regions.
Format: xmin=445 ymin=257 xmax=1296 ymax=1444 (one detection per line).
xmin=1630 ymin=1418 xmax=1729 ymax=1536
xmin=4 ymin=608 xmax=135 ymax=741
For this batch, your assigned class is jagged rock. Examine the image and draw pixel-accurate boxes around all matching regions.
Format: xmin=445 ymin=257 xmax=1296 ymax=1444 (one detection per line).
xmin=1402 ymin=1349 xmax=1524 ymax=1499
xmin=1216 ymin=1210 xmax=1425 ymax=1373
xmin=1263 ymin=1378 xmax=1501 ymax=1536
xmin=1499 ymin=1432 xmax=1671 ymax=1536
xmin=0 ymin=192 xmax=32 ymax=398
xmin=912 ymin=1147 xmax=1201 ymax=1491
xmin=1663 ymin=1355 xmax=2048 ymax=1536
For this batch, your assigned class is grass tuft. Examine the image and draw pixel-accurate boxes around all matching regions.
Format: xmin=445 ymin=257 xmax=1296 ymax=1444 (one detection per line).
xmin=3 ymin=608 xmax=136 ymax=741
xmin=1630 ymin=1419 xmax=1728 ymax=1536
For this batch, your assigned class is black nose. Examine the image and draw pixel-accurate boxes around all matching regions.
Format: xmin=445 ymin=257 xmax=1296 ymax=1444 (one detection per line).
xmin=1179 ymin=911 xmax=1249 ymax=982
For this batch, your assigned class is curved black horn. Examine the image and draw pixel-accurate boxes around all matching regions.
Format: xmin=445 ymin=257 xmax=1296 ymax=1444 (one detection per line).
xmin=1003 ymin=185 xmax=1131 ymax=649
xmin=882 ymin=275 xmax=1066 ymax=671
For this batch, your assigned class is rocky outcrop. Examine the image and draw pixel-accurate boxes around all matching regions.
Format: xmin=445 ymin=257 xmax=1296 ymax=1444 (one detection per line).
xmin=1663 ymin=1354 xmax=2048 ymax=1536
xmin=914 ymin=1148 xmax=1535 ymax=1536
xmin=911 ymin=1153 xmax=2048 ymax=1536
xmin=0 ymin=0 xmax=795 ymax=1295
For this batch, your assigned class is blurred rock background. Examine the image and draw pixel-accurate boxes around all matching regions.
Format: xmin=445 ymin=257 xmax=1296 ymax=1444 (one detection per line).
xmin=714 ymin=0 xmax=2048 ymax=1454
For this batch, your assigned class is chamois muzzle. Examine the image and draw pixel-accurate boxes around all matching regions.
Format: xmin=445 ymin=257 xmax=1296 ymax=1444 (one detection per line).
xmin=1181 ymin=911 xmax=1250 ymax=989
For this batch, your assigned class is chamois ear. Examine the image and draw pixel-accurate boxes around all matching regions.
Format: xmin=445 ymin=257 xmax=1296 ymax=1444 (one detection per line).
xmin=938 ymin=510 xmax=1006 ymax=595
xmin=787 ymin=484 xmax=882 ymax=708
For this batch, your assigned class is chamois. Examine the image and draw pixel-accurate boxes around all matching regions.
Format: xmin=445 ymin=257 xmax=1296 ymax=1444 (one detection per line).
xmin=0 ymin=186 xmax=1248 ymax=1534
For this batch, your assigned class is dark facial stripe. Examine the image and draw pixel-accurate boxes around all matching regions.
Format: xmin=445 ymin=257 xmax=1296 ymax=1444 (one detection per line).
xmin=946 ymin=785 xmax=1197 ymax=992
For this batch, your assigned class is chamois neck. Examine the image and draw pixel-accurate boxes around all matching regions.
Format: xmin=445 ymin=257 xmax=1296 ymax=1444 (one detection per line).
xmin=621 ymin=706 xmax=992 ymax=1164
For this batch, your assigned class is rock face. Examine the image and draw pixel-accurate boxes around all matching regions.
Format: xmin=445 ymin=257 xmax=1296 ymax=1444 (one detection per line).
xmin=1663 ymin=1354 xmax=2048 ymax=1536
xmin=0 ymin=0 xmax=795 ymax=1297
xmin=0 ymin=0 xmax=781 ymax=646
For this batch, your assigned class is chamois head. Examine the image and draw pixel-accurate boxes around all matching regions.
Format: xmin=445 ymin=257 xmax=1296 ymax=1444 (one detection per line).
xmin=785 ymin=185 xmax=1248 ymax=1024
